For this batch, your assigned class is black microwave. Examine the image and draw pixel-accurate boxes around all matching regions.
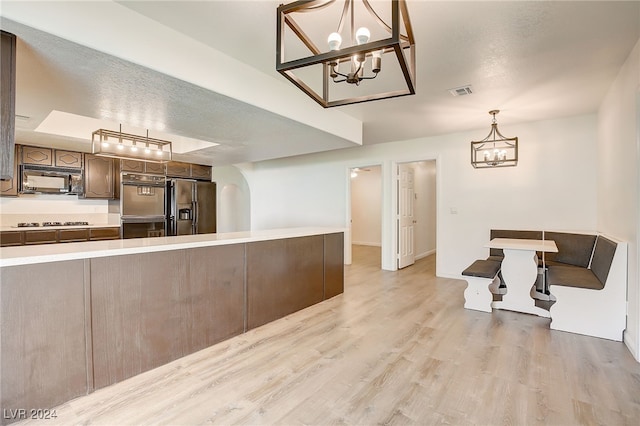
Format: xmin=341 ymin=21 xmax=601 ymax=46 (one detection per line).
xmin=20 ymin=165 xmax=84 ymax=195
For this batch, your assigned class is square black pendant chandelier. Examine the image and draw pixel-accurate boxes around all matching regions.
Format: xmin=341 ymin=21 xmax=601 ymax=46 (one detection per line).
xmin=276 ymin=0 xmax=416 ymax=108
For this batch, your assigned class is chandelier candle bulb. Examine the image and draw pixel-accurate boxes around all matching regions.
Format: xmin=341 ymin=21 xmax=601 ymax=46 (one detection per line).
xmin=328 ymin=32 xmax=342 ymax=51
xmin=355 ymin=27 xmax=370 ymax=45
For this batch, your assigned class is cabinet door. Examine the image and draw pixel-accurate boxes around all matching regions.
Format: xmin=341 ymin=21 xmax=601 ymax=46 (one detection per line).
xmin=165 ymin=161 xmax=190 ymax=178
xmin=0 ymin=231 xmax=23 ymax=247
xmin=24 ymin=230 xmax=58 ymax=245
xmin=90 ymin=227 xmax=120 ymax=240
xmin=54 ymin=150 xmax=83 ymax=168
xmin=191 ymin=164 xmax=212 ymax=181
xmin=120 ymin=159 xmax=144 ymax=173
xmin=21 ymin=145 xmax=53 ymax=166
xmin=58 ymin=229 xmax=89 ymax=243
xmin=0 ymin=145 xmax=18 ymax=196
xmin=144 ymin=162 xmax=165 ymax=175
xmin=84 ymin=154 xmax=115 ymax=199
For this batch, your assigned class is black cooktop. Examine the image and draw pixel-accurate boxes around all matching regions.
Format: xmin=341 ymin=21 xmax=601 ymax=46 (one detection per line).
xmin=17 ymin=221 xmax=90 ymax=228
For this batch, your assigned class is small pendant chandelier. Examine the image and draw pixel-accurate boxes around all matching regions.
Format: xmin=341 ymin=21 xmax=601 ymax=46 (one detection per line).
xmin=276 ymin=0 xmax=416 ymax=108
xmin=470 ymin=110 xmax=518 ymax=168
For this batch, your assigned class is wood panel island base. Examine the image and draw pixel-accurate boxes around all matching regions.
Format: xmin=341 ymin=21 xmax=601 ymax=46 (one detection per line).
xmin=0 ymin=228 xmax=344 ymax=425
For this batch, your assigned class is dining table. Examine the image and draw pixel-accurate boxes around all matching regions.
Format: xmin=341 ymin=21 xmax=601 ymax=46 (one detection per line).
xmin=485 ymin=237 xmax=558 ymax=317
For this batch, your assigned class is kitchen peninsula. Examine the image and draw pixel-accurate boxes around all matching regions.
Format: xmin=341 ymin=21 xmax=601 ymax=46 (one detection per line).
xmin=0 ymin=227 xmax=344 ymax=423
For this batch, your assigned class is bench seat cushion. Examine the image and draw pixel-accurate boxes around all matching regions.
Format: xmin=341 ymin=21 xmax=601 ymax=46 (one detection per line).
xmin=547 ymin=265 xmax=604 ymax=290
xmin=462 ymin=259 xmax=501 ymax=279
xmin=544 ymin=232 xmax=597 ymax=268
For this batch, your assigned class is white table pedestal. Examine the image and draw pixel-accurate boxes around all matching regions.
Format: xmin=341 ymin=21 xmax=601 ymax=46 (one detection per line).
xmin=491 ymin=248 xmax=550 ymax=318
xmin=485 ymin=238 xmax=557 ymax=318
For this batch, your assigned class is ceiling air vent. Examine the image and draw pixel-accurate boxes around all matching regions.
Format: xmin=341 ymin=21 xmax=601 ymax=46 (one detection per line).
xmin=448 ymin=85 xmax=473 ymax=97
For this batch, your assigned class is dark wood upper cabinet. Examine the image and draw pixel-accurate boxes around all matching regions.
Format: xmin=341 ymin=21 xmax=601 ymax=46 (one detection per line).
xmin=0 ymin=31 xmax=16 ymax=179
xmin=54 ymin=150 xmax=83 ymax=168
xmin=21 ymin=145 xmax=53 ymax=166
xmin=121 ymin=159 xmax=164 ymax=175
xmin=191 ymin=164 xmax=212 ymax=181
xmin=165 ymin=161 xmax=191 ymax=178
xmin=166 ymin=161 xmax=212 ymax=181
xmin=144 ymin=161 xmax=165 ymax=175
xmin=83 ymin=154 xmax=115 ymax=199
xmin=120 ymin=159 xmax=145 ymax=173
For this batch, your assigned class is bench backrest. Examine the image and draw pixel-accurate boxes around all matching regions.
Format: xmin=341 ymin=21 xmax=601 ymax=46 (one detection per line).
xmin=489 ymin=229 xmax=543 ymax=257
xmin=590 ymin=235 xmax=617 ymax=286
xmin=544 ymin=232 xmax=597 ymax=268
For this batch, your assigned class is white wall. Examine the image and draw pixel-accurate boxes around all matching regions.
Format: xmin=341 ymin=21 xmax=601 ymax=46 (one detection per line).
xmin=211 ymin=165 xmax=251 ymax=232
xmin=413 ymin=161 xmax=437 ymax=258
xmin=597 ymin=39 xmax=640 ymax=360
xmin=0 ymin=195 xmax=112 ymax=226
xmin=351 ymin=166 xmax=382 ymax=246
xmin=244 ymin=113 xmax=598 ymax=275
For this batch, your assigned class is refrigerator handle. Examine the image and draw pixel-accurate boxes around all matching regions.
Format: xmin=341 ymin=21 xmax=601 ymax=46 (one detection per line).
xmin=192 ymin=200 xmax=198 ymax=233
xmin=168 ymin=216 xmax=176 ymax=236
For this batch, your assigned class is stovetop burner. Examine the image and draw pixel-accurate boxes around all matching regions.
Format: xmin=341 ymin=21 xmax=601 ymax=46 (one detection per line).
xmin=42 ymin=221 xmax=63 ymax=227
xmin=17 ymin=222 xmax=40 ymax=228
xmin=62 ymin=221 xmax=89 ymax=226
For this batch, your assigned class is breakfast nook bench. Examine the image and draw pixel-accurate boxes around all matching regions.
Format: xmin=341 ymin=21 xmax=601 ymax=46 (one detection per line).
xmin=461 ymin=229 xmax=627 ymax=341
xmin=461 ymin=259 xmax=501 ymax=313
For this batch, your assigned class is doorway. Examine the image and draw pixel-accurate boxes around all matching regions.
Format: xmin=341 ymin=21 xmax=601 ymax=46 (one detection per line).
xmin=349 ymin=165 xmax=383 ymax=268
xmin=396 ymin=160 xmax=437 ymax=269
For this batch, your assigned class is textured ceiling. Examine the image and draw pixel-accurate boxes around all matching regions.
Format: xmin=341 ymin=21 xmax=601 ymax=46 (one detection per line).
xmin=2 ymin=1 xmax=640 ymax=166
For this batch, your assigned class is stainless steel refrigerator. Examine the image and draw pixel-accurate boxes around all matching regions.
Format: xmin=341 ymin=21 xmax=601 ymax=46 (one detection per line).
xmin=166 ymin=179 xmax=216 ymax=236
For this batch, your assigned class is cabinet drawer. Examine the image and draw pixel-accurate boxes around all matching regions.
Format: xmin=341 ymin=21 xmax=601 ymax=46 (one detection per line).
xmin=191 ymin=164 xmax=212 ymax=180
xmin=22 ymin=146 xmax=53 ymax=166
xmin=24 ymin=230 xmax=58 ymax=245
xmin=1 ymin=231 xmax=23 ymax=247
xmin=55 ymin=150 xmax=83 ymax=168
xmin=90 ymin=227 xmax=120 ymax=240
xmin=58 ymin=229 xmax=89 ymax=243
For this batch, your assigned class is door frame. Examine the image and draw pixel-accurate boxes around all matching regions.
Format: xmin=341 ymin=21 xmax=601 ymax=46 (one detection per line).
xmin=389 ymin=156 xmax=441 ymax=272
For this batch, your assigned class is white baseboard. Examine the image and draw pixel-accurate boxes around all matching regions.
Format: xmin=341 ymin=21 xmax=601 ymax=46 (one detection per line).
xmin=624 ymin=329 xmax=640 ymax=362
xmin=352 ymin=241 xmax=382 ymax=247
xmin=415 ymin=249 xmax=436 ymax=260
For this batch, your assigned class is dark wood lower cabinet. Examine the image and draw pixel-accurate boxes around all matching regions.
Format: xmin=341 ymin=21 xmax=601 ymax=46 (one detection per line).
xmin=0 ymin=227 xmax=120 ymax=247
xmin=89 ymin=227 xmax=120 ymax=241
xmin=23 ymin=230 xmax=57 ymax=245
xmin=0 ymin=231 xmax=22 ymax=246
xmin=0 ymin=232 xmax=344 ymax=423
xmin=90 ymin=250 xmax=190 ymax=389
xmin=58 ymin=228 xmax=90 ymax=243
xmin=246 ymin=235 xmax=325 ymax=330
xmin=90 ymin=245 xmax=246 ymax=389
xmin=324 ymin=232 xmax=345 ymax=299
xmin=0 ymin=260 xmax=88 ymax=423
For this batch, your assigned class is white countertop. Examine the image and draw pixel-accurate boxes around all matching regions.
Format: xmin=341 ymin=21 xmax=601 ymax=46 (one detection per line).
xmin=0 ymin=227 xmax=346 ymax=267
xmin=485 ymin=238 xmax=558 ymax=253
xmin=0 ymin=223 xmax=120 ymax=232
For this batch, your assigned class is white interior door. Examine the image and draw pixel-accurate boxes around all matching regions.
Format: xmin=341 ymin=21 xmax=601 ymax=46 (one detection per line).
xmin=398 ymin=164 xmax=415 ymax=269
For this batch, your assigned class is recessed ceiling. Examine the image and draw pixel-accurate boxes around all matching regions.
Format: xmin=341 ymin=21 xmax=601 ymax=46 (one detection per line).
xmin=2 ymin=1 xmax=639 ymax=166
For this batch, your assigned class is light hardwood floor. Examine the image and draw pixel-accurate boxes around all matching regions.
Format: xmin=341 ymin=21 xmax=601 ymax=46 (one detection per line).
xmin=14 ymin=245 xmax=640 ymax=425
